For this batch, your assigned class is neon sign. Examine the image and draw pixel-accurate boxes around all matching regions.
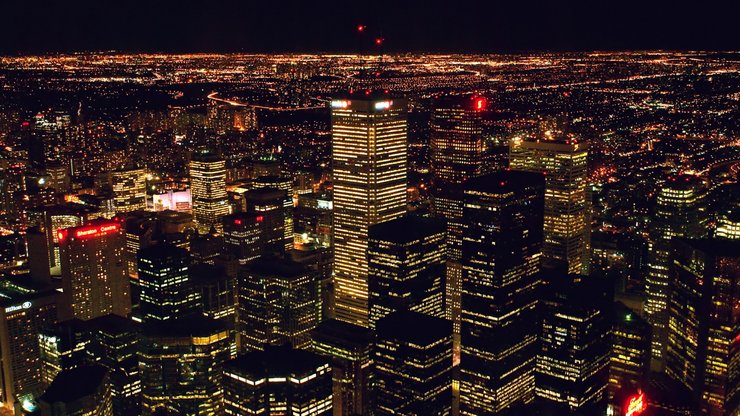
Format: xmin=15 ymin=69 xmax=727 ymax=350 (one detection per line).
xmin=374 ymin=100 xmax=393 ymax=110
xmin=331 ymin=100 xmax=350 ymax=109
xmin=475 ymin=98 xmax=486 ymax=110
xmin=60 ymin=223 xmax=120 ymax=241
xmin=625 ymin=391 xmax=647 ymax=416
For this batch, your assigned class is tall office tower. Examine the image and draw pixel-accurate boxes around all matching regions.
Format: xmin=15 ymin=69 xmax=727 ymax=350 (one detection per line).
xmin=191 ymin=264 xmax=236 ymax=320
xmin=223 ymin=212 xmax=263 ymax=264
xmin=368 ymin=215 xmax=446 ymax=328
xmin=715 ymin=207 xmax=740 ymax=239
xmin=609 ymin=302 xmax=651 ymax=403
xmin=459 ymin=170 xmax=545 ymax=415
xmin=252 ymin=175 xmax=294 ymax=250
xmin=331 ymin=93 xmax=408 ymax=327
xmin=311 ymin=319 xmax=374 ymax=416
xmin=87 ymin=315 xmax=141 ymax=416
xmin=665 ymin=238 xmax=740 ymax=416
xmin=536 ymin=275 xmax=610 ymax=413
xmin=59 ymin=220 xmax=131 ymax=321
xmin=38 ymin=319 xmax=89 ymax=385
xmin=223 ymin=346 xmax=333 ymax=416
xmin=190 ymin=150 xmax=229 ymax=234
xmin=237 ymin=256 xmax=319 ymax=352
xmin=644 ymin=174 xmax=707 ymax=368
xmin=189 ymin=232 xmax=223 ymax=265
xmin=140 ymin=317 xmax=231 ymax=416
xmin=242 ymin=188 xmax=291 ymax=253
xmin=44 ymin=161 xmax=70 ymax=193
xmin=0 ymin=280 xmax=58 ymax=413
xmin=38 ymin=366 xmax=112 ymax=416
xmin=509 ymin=131 xmax=590 ymax=275
xmin=122 ymin=211 xmax=157 ymax=280
xmin=137 ymin=243 xmax=200 ymax=323
xmin=111 ymin=167 xmax=147 ymax=213
xmin=375 ymin=310 xmax=453 ymax=416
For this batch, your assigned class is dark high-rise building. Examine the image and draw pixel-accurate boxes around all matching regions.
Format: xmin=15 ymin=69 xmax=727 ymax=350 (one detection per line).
xmin=139 ymin=317 xmax=231 ymax=416
xmin=509 ymin=131 xmax=590 ymax=275
xmin=223 ymin=212 xmax=263 ymax=264
xmin=242 ymin=187 xmax=291 ymax=254
xmin=223 ymin=346 xmax=333 ymax=416
xmin=331 ymin=93 xmax=408 ymax=327
xmin=58 ymin=220 xmax=131 ymax=321
xmin=609 ymin=302 xmax=651 ymax=403
xmin=368 ymin=215 xmax=446 ymax=328
xmin=252 ymin=175 xmax=294 ymax=251
xmin=189 ymin=232 xmax=223 ymax=265
xmin=87 ymin=314 xmax=141 ymax=416
xmin=645 ymin=174 xmax=707 ymax=369
xmin=375 ymin=310 xmax=453 ymax=416
xmin=38 ymin=365 xmax=113 ymax=416
xmin=311 ymin=319 xmax=374 ymax=416
xmin=665 ymin=238 xmax=740 ymax=416
xmin=38 ymin=319 xmax=89 ymax=386
xmin=237 ymin=256 xmax=319 ymax=352
xmin=189 ymin=150 xmax=229 ymax=234
xmin=0 ymin=279 xmax=58 ymax=413
xmin=459 ymin=170 xmax=545 ymax=415
xmin=191 ymin=264 xmax=236 ymax=320
xmin=137 ymin=243 xmax=200 ymax=323
xmin=536 ymin=274 xmax=610 ymax=413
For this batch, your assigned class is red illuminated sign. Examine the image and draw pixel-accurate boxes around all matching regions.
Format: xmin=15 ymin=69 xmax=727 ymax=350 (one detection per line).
xmin=61 ymin=223 xmax=120 ymax=241
xmin=625 ymin=391 xmax=647 ymax=416
xmin=476 ymin=98 xmax=485 ymax=110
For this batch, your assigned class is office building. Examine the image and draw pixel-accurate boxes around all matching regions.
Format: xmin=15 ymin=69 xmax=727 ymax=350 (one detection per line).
xmin=368 ymin=215 xmax=446 ymax=328
xmin=0 ymin=280 xmax=58 ymax=413
xmin=38 ymin=365 xmax=112 ymax=416
xmin=237 ymin=256 xmax=319 ymax=352
xmin=665 ymin=238 xmax=740 ymax=415
xmin=609 ymin=302 xmax=651 ymax=402
xmin=509 ymin=131 xmax=590 ymax=275
xmin=223 ymin=212 xmax=265 ymax=264
xmin=645 ymin=174 xmax=707 ymax=368
xmin=111 ymin=167 xmax=147 ymax=213
xmin=242 ymin=187 xmax=291 ymax=254
xmin=59 ymin=220 xmax=130 ymax=321
xmin=536 ymin=275 xmax=610 ymax=413
xmin=38 ymin=319 xmax=90 ymax=386
xmin=139 ymin=317 xmax=231 ymax=416
xmin=332 ymin=93 xmax=408 ymax=326
xmin=191 ymin=264 xmax=236 ymax=320
xmin=311 ymin=319 xmax=374 ymax=416
xmin=190 ymin=150 xmax=229 ymax=234
xmin=459 ymin=170 xmax=545 ymax=414
xmin=375 ymin=310 xmax=453 ymax=415
xmin=223 ymin=346 xmax=332 ymax=415
xmin=137 ymin=243 xmax=200 ymax=323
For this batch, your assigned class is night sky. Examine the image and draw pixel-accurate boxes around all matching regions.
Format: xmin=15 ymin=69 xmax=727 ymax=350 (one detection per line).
xmin=1 ymin=0 xmax=738 ymax=54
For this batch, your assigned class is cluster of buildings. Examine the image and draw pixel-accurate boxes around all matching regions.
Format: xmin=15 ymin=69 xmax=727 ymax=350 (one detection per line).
xmin=0 ymin=80 xmax=737 ymax=416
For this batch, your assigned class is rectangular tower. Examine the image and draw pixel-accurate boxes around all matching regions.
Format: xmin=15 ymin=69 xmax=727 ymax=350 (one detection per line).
xmin=189 ymin=150 xmax=229 ymax=234
xmin=331 ymin=93 xmax=407 ymax=327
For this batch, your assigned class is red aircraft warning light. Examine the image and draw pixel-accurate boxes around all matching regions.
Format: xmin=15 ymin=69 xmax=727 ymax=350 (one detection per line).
xmin=375 ymin=38 xmax=384 ymax=46
xmin=357 ymin=24 xmax=366 ymax=32
xmin=624 ymin=391 xmax=647 ymax=416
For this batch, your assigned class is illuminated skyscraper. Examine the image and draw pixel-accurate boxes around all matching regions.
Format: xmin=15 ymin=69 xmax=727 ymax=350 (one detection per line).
xmin=645 ymin=174 xmax=707 ymax=368
xmin=39 ymin=365 xmax=113 ymax=416
xmin=375 ymin=310 xmax=453 ymax=416
xmin=111 ymin=167 xmax=147 ymax=213
xmin=237 ymin=256 xmax=319 ymax=352
xmin=310 ymin=319 xmax=374 ymax=416
xmin=536 ymin=274 xmax=610 ymax=413
xmin=665 ymin=238 xmax=740 ymax=416
xmin=242 ymin=188 xmax=290 ymax=254
xmin=0 ymin=280 xmax=58 ymax=413
xmin=509 ymin=131 xmax=590 ymax=275
xmin=137 ymin=243 xmax=200 ymax=323
xmin=223 ymin=212 xmax=263 ymax=265
xmin=368 ymin=215 xmax=446 ymax=328
xmin=190 ymin=150 xmax=229 ymax=234
xmin=715 ymin=207 xmax=740 ymax=240
xmin=223 ymin=346 xmax=332 ymax=416
xmin=59 ymin=220 xmax=131 ymax=321
xmin=459 ymin=170 xmax=544 ymax=415
xmin=430 ymin=96 xmax=488 ymax=336
xmin=140 ymin=317 xmax=231 ymax=416
xmin=609 ymin=302 xmax=651 ymax=403
xmin=331 ymin=93 xmax=408 ymax=327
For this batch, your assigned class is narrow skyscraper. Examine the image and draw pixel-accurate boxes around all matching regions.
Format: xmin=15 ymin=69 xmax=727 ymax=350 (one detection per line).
xmin=189 ymin=150 xmax=229 ymax=234
xmin=331 ymin=92 xmax=408 ymax=327
xmin=459 ymin=170 xmax=545 ymax=414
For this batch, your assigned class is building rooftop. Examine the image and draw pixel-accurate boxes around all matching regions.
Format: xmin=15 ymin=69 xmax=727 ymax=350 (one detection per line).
xmin=376 ymin=310 xmax=452 ymax=346
xmin=311 ymin=318 xmax=375 ymax=349
xmin=225 ymin=345 xmax=328 ymax=379
xmin=369 ymin=215 xmax=446 ymax=244
xmin=243 ymin=256 xmax=308 ymax=278
xmin=40 ymin=365 xmax=108 ymax=403
xmin=465 ymin=170 xmax=545 ymax=194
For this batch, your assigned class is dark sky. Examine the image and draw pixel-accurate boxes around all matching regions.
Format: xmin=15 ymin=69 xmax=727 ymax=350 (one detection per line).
xmin=1 ymin=0 xmax=738 ymax=54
